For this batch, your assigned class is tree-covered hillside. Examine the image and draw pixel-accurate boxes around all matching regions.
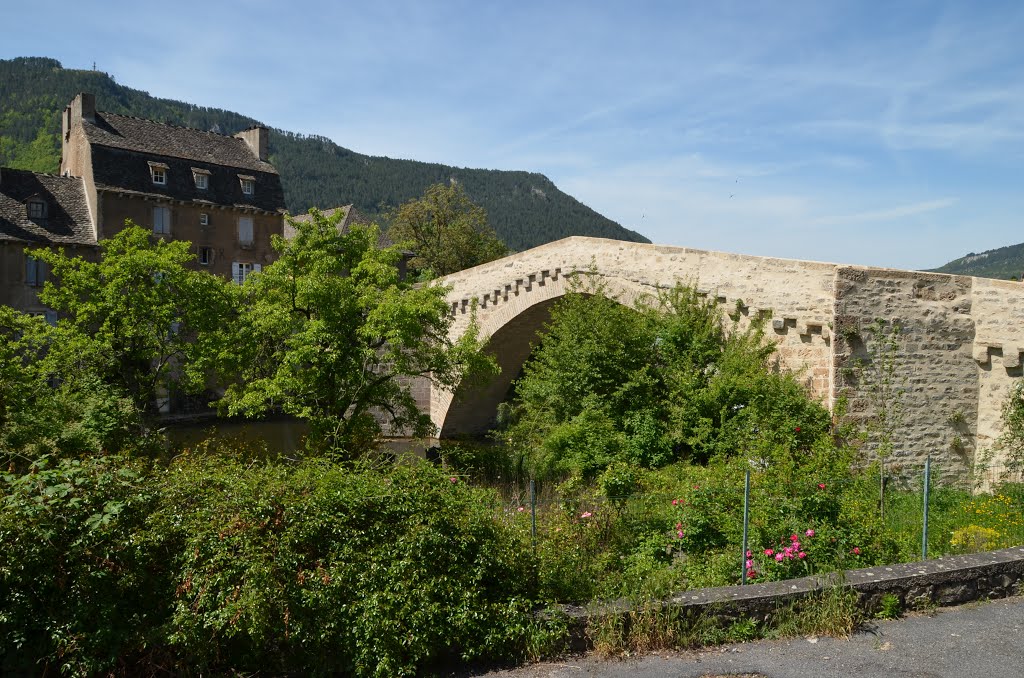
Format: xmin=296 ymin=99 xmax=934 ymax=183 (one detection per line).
xmin=0 ymin=57 xmax=649 ymax=250
xmin=930 ymin=242 xmax=1024 ymax=281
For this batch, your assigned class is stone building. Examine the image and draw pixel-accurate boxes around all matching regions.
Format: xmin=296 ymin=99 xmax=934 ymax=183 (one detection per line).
xmin=1 ymin=93 xmax=289 ymax=314
xmin=59 ymin=92 xmax=286 ymax=284
xmin=0 ymin=167 xmax=95 ymax=318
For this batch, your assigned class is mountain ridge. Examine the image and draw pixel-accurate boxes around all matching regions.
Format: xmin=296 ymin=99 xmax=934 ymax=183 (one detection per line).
xmin=0 ymin=56 xmax=649 ymax=251
xmin=929 ymin=242 xmax=1024 ymax=280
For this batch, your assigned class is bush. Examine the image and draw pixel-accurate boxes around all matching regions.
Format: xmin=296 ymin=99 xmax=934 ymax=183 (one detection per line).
xmin=502 ymin=281 xmax=833 ymax=481
xmin=0 ymin=454 xmax=169 ymax=676
xmin=155 ymin=456 xmax=542 ymax=677
xmin=1 ymin=452 xmax=558 ymax=676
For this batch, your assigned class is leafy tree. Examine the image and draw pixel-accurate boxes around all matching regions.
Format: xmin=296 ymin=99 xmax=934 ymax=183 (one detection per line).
xmin=217 ymin=209 xmax=495 ymax=456
xmin=385 ymin=182 xmax=509 ymax=276
xmin=0 ymin=314 xmax=142 ymax=463
xmin=503 ymin=278 xmax=831 ymax=480
xmin=32 ymin=223 xmax=237 ymax=420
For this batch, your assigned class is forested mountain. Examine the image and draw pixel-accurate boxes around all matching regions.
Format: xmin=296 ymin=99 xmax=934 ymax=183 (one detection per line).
xmin=930 ymin=243 xmax=1024 ymax=281
xmin=0 ymin=57 xmax=649 ymax=250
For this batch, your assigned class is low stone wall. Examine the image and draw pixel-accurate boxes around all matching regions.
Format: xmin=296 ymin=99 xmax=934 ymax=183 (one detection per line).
xmin=560 ymin=546 xmax=1024 ymax=648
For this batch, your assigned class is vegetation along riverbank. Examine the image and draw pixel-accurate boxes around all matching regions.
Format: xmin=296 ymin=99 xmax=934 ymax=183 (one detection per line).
xmin=3 ymin=213 xmax=1024 ymax=676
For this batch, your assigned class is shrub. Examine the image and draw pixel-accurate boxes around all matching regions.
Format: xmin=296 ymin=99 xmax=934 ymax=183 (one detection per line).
xmin=502 ymin=281 xmax=834 ymax=482
xmin=0 ymin=454 xmax=169 ymax=676
xmin=154 ymin=456 xmax=542 ymax=677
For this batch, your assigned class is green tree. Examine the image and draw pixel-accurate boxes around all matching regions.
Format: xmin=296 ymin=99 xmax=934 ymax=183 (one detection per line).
xmin=0 ymin=307 xmax=144 ymax=463
xmin=386 ymin=182 xmax=509 ymax=277
xmin=218 ymin=209 xmax=494 ymax=456
xmin=503 ymin=279 xmax=831 ymax=480
xmin=32 ymin=224 xmax=237 ymax=420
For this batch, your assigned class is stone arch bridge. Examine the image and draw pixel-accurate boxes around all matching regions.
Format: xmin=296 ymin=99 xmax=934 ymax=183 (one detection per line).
xmin=410 ymin=236 xmax=1024 ymax=481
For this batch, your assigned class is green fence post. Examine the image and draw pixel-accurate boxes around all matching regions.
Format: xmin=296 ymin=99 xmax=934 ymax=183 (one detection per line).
xmin=530 ymin=479 xmax=537 ymax=550
xmin=741 ymin=470 xmax=751 ymax=584
xmin=922 ymin=456 xmax=931 ymax=561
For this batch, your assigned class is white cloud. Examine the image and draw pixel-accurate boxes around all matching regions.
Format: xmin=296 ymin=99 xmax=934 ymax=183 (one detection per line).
xmin=809 ymin=198 xmax=959 ymax=227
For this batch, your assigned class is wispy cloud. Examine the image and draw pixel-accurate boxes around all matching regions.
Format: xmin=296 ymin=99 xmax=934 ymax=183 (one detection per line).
xmin=810 ymin=198 xmax=959 ymax=227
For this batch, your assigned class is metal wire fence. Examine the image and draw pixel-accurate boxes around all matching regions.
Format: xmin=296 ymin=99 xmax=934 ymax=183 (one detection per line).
xmin=488 ymin=459 xmax=1024 ymax=588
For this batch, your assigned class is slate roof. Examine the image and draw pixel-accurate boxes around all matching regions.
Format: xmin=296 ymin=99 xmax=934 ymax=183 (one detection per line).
xmin=285 ymin=205 xmax=402 ymax=249
xmin=84 ymin=112 xmax=276 ymax=174
xmin=285 ymin=205 xmax=369 ymax=238
xmin=83 ymin=112 xmax=286 ymax=213
xmin=0 ymin=168 xmax=95 ymax=246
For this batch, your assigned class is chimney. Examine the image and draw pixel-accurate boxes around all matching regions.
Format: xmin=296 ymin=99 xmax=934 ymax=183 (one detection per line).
xmin=71 ymin=92 xmax=96 ymax=124
xmin=235 ymin=126 xmax=268 ymax=162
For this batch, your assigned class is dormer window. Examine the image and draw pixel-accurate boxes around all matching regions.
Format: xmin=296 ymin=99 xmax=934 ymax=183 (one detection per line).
xmin=149 ymin=161 xmax=169 ymax=186
xmin=27 ymin=199 xmax=47 ymax=220
xmin=239 ymin=175 xmax=255 ymax=195
xmin=192 ymin=167 xmax=210 ymax=190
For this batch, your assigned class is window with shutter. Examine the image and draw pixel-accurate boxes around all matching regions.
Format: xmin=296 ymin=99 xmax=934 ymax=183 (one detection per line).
xmin=153 ymin=206 xmax=171 ymax=235
xmin=232 ymin=262 xmax=257 ymax=285
xmin=238 ymin=217 xmax=254 ymax=246
xmin=25 ymin=255 xmax=46 ymax=287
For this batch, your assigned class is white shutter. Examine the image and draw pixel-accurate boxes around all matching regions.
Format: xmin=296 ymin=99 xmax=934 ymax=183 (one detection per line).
xmin=238 ymin=217 xmax=254 ymax=245
xmin=153 ymin=206 xmax=171 ymax=235
xmin=253 ymin=263 xmax=262 ymax=273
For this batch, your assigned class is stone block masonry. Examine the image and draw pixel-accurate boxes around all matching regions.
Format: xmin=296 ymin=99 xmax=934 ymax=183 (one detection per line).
xmin=417 ymin=236 xmax=1024 ymax=479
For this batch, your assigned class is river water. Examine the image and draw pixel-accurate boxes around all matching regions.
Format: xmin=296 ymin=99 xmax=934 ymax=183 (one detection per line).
xmin=165 ymin=416 xmax=437 ymax=458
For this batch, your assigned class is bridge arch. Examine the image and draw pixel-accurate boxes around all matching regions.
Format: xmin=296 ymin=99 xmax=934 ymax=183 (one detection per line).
xmin=431 ymin=267 xmax=649 ymax=437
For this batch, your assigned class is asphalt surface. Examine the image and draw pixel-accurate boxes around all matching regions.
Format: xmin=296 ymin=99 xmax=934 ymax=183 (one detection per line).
xmin=480 ymin=596 xmax=1024 ymax=678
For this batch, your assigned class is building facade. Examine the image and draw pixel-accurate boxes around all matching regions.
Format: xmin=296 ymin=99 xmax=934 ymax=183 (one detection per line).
xmin=59 ymin=92 xmax=286 ymax=284
xmin=0 ymin=167 xmax=96 ymax=318
xmin=2 ymin=93 xmax=289 ymax=315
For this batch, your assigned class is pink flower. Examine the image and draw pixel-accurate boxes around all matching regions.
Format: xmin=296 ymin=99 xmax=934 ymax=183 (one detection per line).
xmin=676 ymin=522 xmax=682 ymax=529
xmin=852 ymin=547 xmax=861 ymax=555
xmin=693 ymin=484 xmax=700 ymax=490
xmin=672 ymin=499 xmax=678 ymax=506
xmin=580 ymin=511 xmax=592 ymax=519
xmin=792 ymin=541 xmax=801 ymax=550
xmin=517 ymin=506 xmax=525 ymax=513
xmin=747 ymin=570 xmax=757 ymax=579
xmin=746 ymin=550 xmax=752 ymax=558
xmin=775 ymin=553 xmax=784 ymax=562
xmin=795 ymin=426 xmax=801 ymax=432
xmin=764 ymin=549 xmax=774 ymax=556
xmin=449 ymin=476 xmax=458 ymax=484
xmin=790 ymin=534 xmax=799 ymax=542
xmin=817 ymin=483 xmax=826 ymax=490
xmin=677 ymin=530 xmax=684 ymax=539
xmin=798 ymin=551 xmax=806 ymax=559
xmin=746 ymin=559 xmax=754 ymax=568
xmin=805 ymin=529 xmax=815 ymax=537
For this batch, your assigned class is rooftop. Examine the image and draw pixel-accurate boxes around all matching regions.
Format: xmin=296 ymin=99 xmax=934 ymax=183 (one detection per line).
xmin=0 ymin=168 xmax=94 ymax=246
xmin=83 ymin=111 xmax=277 ymax=175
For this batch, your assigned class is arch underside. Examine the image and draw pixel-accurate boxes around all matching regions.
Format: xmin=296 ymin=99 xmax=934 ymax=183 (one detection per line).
xmin=436 ymin=276 xmax=647 ymax=438
xmin=439 ymin=297 xmax=559 ymax=437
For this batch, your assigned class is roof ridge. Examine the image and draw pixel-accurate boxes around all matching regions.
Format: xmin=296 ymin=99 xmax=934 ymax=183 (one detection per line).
xmin=0 ymin=166 xmax=81 ymax=180
xmin=98 ymin=110 xmax=261 ymax=142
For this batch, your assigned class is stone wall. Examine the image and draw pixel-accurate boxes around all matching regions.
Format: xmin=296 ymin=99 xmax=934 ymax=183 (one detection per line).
xmin=556 ymin=546 xmax=1024 ymax=651
xmin=832 ymin=268 xmax=978 ymax=482
xmin=426 ymin=236 xmax=1024 ymax=478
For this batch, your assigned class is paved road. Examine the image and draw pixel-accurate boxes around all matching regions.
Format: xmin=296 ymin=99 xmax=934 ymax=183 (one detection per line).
xmin=480 ymin=596 xmax=1024 ymax=678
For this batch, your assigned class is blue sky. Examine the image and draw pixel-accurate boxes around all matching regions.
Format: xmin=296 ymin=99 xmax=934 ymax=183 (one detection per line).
xmin=5 ymin=0 xmax=1024 ymax=270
